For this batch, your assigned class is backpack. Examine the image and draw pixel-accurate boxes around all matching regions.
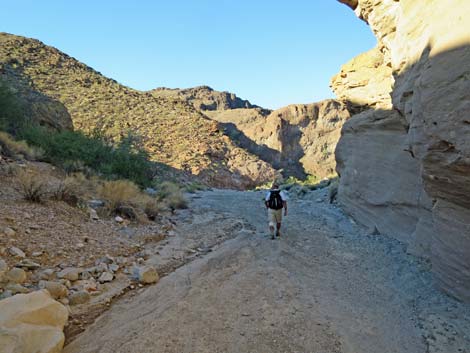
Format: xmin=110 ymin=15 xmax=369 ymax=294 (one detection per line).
xmin=268 ymin=190 xmax=283 ymax=210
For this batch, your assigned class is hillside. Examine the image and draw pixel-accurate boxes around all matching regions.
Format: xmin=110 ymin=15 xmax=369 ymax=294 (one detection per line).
xmin=0 ymin=32 xmax=275 ymax=188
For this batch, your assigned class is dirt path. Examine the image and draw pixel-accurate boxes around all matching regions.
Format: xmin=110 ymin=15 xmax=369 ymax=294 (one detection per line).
xmin=64 ymin=188 xmax=470 ymax=353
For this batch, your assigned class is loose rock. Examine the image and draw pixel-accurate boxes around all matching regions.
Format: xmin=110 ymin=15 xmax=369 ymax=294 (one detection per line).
xmin=9 ymin=246 xmax=26 ymax=258
xmin=57 ymin=267 xmax=82 ymax=281
xmin=69 ymin=290 xmax=91 ymax=305
xmin=6 ymin=267 xmax=27 ymax=284
xmin=0 ymin=290 xmax=68 ymax=353
xmin=98 ymin=272 xmax=114 ymax=283
xmin=133 ymin=266 xmax=159 ymax=284
xmin=39 ymin=280 xmax=69 ymax=299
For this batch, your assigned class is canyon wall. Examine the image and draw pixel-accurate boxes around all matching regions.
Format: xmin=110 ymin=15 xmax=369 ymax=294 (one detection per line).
xmin=334 ymin=0 xmax=470 ymax=301
xmin=207 ymin=100 xmax=351 ymax=179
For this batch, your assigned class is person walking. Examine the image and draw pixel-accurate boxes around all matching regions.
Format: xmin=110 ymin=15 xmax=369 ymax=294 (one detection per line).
xmin=265 ymin=182 xmax=288 ymax=239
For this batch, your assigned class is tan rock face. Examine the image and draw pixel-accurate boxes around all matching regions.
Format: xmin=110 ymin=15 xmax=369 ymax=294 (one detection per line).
xmin=0 ymin=290 xmax=68 ymax=353
xmin=334 ymin=0 xmax=470 ymax=301
xmin=209 ymin=100 xmax=351 ymax=179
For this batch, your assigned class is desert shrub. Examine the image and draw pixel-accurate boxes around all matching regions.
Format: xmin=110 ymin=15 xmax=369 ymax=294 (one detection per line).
xmin=50 ymin=174 xmax=89 ymax=204
xmin=98 ymin=179 xmax=141 ymax=212
xmin=157 ymin=181 xmax=188 ymax=210
xmin=18 ymin=127 xmax=153 ymax=186
xmin=0 ymin=79 xmax=26 ymax=133
xmin=140 ymin=195 xmax=165 ymax=220
xmin=184 ymin=181 xmax=207 ymax=193
xmin=0 ymin=131 xmax=43 ymax=160
xmin=16 ymin=169 xmax=48 ymax=202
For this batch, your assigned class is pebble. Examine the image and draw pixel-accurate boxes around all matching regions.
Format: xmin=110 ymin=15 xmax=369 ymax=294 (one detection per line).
xmin=109 ymin=264 xmax=119 ymax=273
xmin=115 ymin=216 xmax=124 ymax=223
xmin=31 ymin=251 xmax=43 ymax=257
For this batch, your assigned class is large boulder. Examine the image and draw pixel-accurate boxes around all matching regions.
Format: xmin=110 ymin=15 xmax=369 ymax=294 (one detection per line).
xmin=0 ymin=290 xmax=69 ymax=353
xmin=334 ymin=0 xmax=470 ymax=301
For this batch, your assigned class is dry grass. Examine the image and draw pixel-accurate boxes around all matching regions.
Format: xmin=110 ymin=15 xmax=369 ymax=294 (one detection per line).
xmin=98 ymin=179 xmax=141 ymax=212
xmin=16 ymin=169 xmax=48 ymax=202
xmin=0 ymin=131 xmax=43 ymax=160
xmin=157 ymin=182 xmax=188 ymax=210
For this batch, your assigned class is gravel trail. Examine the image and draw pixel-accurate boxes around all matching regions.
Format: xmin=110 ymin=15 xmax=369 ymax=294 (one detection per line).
xmin=65 ymin=188 xmax=470 ymax=353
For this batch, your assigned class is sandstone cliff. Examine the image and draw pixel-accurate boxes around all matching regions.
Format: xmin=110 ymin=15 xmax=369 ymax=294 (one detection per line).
xmin=333 ymin=0 xmax=470 ymax=301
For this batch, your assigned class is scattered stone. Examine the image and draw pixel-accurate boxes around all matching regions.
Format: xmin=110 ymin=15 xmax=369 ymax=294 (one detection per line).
xmin=6 ymin=267 xmax=27 ymax=284
xmin=5 ymin=283 xmax=30 ymax=294
xmin=72 ymin=279 xmax=97 ymax=292
xmin=109 ymin=264 xmax=119 ymax=272
xmin=59 ymin=297 xmax=70 ymax=306
xmin=57 ymin=267 xmax=81 ymax=281
xmin=88 ymin=199 xmax=105 ymax=209
xmin=76 ymin=242 xmax=85 ymax=249
xmin=133 ymin=266 xmax=159 ymax=284
xmin=89 ymin=208 xmax=99 ymax=221
xmin=32 ymin=251 xmax=43 ymax=257
xmin=98 ymin=272 xmax=114 ymax=283
xmin=8 ymin=246 xmax=26 ymax=258
xmin=0 ymin=258 xmax=8 ymax=280
xmin=39 ymin=280 xmax=68 ymax=299
xmin=2 ymin=226 xmax=16 ymax=237
xmin=115 ymin=216 xmax=124 ymax=223
xmin=37 ymin=268 xmax=55 ymax=280
xmin=79 ymin=270 xmax=92 ymax=280
xmin=15 ymin=258 xmax=41 ymax=270
xmin=0 ymin=290 xmax=68 ymax=353
xmin=69 ymin=290 xmax=91 ymax=305
xmin=96 ymin=262 xmax=109 ymax=272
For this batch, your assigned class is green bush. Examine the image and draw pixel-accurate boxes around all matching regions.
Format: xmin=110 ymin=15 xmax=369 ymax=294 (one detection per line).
xmin=0 ymin=79 xmax=26 ymax=133
xmin=18 ymin=127 xmax=154 ymax=186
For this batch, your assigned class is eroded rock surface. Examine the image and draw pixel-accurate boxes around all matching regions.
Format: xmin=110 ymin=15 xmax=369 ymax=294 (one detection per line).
xmin=334 ymin=0 xmax=470 ymax=301
xmin=0 ymin=290 xmax=68 ymax=353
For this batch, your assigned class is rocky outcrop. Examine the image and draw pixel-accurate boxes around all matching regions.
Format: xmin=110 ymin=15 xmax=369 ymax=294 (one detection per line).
xmin=334 ymin=0 xmax=470 ymax=301
xmin=152 ymin=85 xmax=265 ymax=112
xmin=209 ymin=100 xmax=351 ymax=179
xmin=0 ymin=290 xmax=69 ymax=353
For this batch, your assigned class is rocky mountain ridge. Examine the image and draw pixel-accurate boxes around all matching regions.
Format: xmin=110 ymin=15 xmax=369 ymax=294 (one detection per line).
xmin=0 ymin=32 xmax=276 ymax=189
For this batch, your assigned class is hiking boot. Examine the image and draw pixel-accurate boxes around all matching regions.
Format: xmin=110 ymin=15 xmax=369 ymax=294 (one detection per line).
xmin=276 ymin=231 xmax=281 ymax=237
xmin=271 ymin=234 xmax=275 ymax=240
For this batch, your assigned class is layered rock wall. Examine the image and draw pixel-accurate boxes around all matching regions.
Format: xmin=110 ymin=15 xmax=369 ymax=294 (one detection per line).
xmin=333 ymin=0 xmax=470 ymax=301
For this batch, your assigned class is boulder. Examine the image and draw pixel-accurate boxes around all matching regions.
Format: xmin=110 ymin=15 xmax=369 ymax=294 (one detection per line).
xmin=133 ymin=266 xmax=159 ymax=284
xmin=0 ymin=290 xmax=68 ymax=353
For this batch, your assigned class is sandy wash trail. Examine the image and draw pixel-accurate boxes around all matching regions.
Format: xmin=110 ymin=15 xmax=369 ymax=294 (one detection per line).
xmin=65 ymin=188 xmax=470 ymax=353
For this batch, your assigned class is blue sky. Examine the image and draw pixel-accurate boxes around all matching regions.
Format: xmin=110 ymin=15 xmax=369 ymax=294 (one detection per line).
xmin=1 ymin=1 xmax=375 ymax=109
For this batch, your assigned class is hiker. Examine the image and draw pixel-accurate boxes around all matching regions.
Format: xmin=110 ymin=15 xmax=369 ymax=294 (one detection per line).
xmin=265 ymin=182 xmax=288 ymax=239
